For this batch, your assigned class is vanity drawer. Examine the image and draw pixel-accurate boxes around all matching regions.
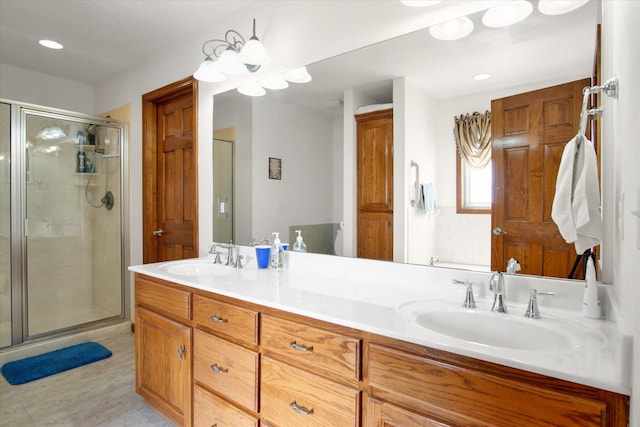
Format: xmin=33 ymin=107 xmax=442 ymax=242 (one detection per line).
xmin=135 ymin=275 xmax=191 ymax=322
xmin=261 ymin=357 xmax=360 ymax=427
xmin=193 ymin=385 xmax=258 ymax=427
xmin=193 ymin=329 xmax=258 ymax=412
xmin=366 ymin=343 xmax=606 ymax=427
xmin=193 ymin=294 xmax=259 ymax=345
xmin=261 ymin=314 xmax=360 ymax=381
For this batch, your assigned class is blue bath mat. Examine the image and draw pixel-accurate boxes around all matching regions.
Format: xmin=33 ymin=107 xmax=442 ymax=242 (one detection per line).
xmin=1 ymin=341 xmax=112 ymax=385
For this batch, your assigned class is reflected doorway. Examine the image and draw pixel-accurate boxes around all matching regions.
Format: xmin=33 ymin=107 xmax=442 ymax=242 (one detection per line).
xmin=213 ymin=128 xmax=235 ymax=244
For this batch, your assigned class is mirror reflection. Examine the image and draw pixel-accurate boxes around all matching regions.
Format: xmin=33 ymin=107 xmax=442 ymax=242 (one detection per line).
xmin=212 ymin=1 xmax=598 ymax=278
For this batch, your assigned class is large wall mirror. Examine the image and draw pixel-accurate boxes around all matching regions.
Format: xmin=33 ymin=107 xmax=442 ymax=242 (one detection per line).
xmin=212 ymin=0 xmax=599 ymax=279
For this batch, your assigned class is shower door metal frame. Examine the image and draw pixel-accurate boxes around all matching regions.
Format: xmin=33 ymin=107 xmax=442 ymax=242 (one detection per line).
xmin=6 ymin=99 xmax=127 ymax=346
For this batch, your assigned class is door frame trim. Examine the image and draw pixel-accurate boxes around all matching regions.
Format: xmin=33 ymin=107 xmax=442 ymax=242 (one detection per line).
xmin=142 ymin=77 xmax=198 ymax=263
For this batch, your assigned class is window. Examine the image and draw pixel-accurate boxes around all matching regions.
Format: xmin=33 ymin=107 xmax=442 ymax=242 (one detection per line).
xmin=456 ymin=155 xmax=492 ymax=213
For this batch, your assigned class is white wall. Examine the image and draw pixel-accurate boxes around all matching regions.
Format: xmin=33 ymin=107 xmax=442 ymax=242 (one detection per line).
xmin=398 ymin=78 xmax=438 ymax=265
xmin=212 ymin=93 xmax=253 ymax=245
xmin=251 ymin=95 xmax=334 ymax=242
xmin=0 ymin=64 xmax=95 ymax=113
xmin=602 ymin=1 xmax=640 ymax=423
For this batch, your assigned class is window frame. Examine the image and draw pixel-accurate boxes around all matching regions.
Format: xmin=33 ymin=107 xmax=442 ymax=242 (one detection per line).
xmin=456 ymin=153 xmax=492 ymax=214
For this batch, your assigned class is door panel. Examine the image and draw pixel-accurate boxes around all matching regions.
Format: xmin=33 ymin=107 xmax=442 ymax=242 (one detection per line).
xmin=491 ymin=78 xmax=591 ymax=278
xmin=142 ymin=78 xmax=198 ymax=263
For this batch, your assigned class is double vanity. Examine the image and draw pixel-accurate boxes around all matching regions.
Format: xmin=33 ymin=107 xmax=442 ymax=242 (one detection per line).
xmin=129 ymin=246 xmax=631 ymax=426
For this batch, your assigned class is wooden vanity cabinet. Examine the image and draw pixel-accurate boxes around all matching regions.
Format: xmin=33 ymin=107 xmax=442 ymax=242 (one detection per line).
xmin=135 ymin=275 xmax=193 ymax=427
xmin=135 ymin=274 xmax=629 ymax=427
xmin=363 ymin=341 xmax=628 ymax=427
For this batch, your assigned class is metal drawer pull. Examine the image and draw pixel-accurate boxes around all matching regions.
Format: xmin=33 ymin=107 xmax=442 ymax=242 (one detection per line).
xmin=289 ymin=341 xmax=314 ymax=352
xmin=210 ymin=363 xmax=229 ymax=374
xmin=290 ymin=401 xmax=314 ymax=415
xmin=210 ymin=315 xmax=228 ymax=323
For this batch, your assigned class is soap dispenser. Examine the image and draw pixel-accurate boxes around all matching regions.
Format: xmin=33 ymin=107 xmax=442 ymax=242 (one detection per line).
xmin=271 ymin=232 xmax=283 ymax=270
xmin=582 ymin=256 xmax=601 ymax=319
xmin=292 ymin=230 xmax=307 ymax=253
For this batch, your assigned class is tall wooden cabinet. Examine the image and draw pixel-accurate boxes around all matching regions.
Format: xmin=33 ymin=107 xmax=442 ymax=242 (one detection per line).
xmin=356 ymin=108 xmax=393 ymax=261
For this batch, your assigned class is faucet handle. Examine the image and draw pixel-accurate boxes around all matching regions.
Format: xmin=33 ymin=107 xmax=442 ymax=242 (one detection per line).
xmin=452 ymin=279 xmax=476 ymax=309
xmin=524 ymin=289 xmax=556 ymax=319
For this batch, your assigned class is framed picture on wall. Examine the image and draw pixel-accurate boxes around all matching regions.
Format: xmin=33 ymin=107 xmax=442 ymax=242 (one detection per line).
xmin=269 ymin=157 xmax=282 ymax=180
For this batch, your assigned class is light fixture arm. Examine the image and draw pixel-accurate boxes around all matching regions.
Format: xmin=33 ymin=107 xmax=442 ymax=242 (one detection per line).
xmin=201 ymin=29 xmax=247 ymax=59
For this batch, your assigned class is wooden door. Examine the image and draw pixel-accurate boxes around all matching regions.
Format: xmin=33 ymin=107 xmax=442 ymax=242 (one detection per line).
xmin=143 ymin=78 xmax=198 ymax=263
xmin=491 ymin=78 xmax=591 ymax=278
xmin=135 ymin=306 xmax=192 ymax=426
xmin=356 ymin=109 xmax=393 ymax=261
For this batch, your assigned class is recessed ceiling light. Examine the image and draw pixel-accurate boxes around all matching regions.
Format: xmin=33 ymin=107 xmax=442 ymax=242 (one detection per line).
xmin=38 ymin=39 xmax=63 ymax=50
xmin=482 ymin=1 xmax=533 ymax=28
xmin=400 ymin=0 xmax=442 ymax=7
xmin=429 ymin=16 xmax=474 ymax=41
xmin=538 ymin=0 xmax=589 ymax=15
xmin=473 ymin=73 xmax=491 ymax=81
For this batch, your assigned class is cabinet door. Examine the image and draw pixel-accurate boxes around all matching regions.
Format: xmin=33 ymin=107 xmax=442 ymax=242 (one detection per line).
xmin=364 ymin=395 xmax=452 ymax=427
xmin=357 ymin=110 xmax=393 ymax=212
xmin=136 ymin=306 xmax=192 ymax=427
xmin=357 ymin=212 xmax=393 ymax=261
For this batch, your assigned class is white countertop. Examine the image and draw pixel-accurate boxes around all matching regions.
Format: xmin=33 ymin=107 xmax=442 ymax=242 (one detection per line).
xmin=129 ymin=247 xmax=632 ymax=396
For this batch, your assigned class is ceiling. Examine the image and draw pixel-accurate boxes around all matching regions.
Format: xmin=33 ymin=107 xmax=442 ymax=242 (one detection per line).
xmin=1 ymin=0 xmax=597 ymax=104
xmin=0 ymin=0 xmax=256 ymax=85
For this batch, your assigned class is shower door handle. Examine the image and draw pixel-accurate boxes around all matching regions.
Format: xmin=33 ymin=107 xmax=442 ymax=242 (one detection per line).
xmin=152 ymin=229 xmax=165 ymax=236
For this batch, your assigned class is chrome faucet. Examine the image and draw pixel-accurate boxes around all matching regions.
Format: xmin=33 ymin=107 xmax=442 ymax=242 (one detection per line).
xmin=250 ymin=238 xmax=270 ymax=246
xmin=524 ymin=289 xmax=555 ymax=319
xmin=506 ymin=258 xmax=521 ymax=274
xmin=452 ymin=279 xmax=476 ymax=308
xmin=209 ymin=241 xmax=236 ymax=265
xmin=489 ymin=272 xmax=507 ymax=313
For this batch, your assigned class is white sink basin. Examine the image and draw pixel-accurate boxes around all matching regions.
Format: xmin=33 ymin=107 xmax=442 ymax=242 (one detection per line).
xmin=162 ymin=261 xmax=233 ymax=277
xmin=414 ymin=310 xmax=572 ymax=352
xmin=400 ymin=301 xmax=605 ymax=353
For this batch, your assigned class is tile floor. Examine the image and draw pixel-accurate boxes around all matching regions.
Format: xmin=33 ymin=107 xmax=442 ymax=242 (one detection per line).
xmin=0 ymin=327 xmax=173 ymax=426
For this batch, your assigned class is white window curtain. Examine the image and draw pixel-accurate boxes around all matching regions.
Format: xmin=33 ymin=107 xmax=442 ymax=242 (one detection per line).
xmin=453 ymin=111 xmax=492 ymax=168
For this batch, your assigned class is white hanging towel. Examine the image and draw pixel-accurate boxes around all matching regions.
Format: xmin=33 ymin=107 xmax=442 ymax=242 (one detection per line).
xmin=551 ymin=134 xmax=602 ymax=254
xmin=420 ymin=183 xmax=439 ymax=215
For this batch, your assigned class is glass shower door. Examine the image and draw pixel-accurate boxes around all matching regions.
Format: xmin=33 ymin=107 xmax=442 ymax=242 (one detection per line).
xmin=0 ymin=103 xmax=11 ymax=347
xmin=24 ymin=111 xmax=122 ymax=337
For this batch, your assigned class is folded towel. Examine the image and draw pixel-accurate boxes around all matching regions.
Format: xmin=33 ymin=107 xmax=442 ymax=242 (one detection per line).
xmin=551 ymin=134 xmax=602 ymax=253
xmin=421 ymin=183 xmax=439 ymax=215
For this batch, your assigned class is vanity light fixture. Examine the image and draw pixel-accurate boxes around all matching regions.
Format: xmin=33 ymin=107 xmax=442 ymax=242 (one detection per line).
xmin=39 ymin=39 xmax=63 ymax=49
xmin=428 ymin=16 xmax=474 ymax=41
xmin=260 ymin=74 xmax=289 ymax=90
xmin=283 ymin=66 xmax=312 ymax=83
xmin=194 ymin=18 xmax=270 ymax=82
xmin=538 ymin=0 xmax=589 ymax=15
xmin=400 ymin=0 xmax=442 ymax=7
xmin=237 ymin=81 xmax=266 ymax=97
xmin=482 ymin=0 xmax=533 ymax=28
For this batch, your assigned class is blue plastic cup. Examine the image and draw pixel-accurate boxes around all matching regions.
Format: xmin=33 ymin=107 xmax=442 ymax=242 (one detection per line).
xmin=281 ymin=243 xmax=289 ymax=251
xmin=255 ymin=245 xmax=271 ymax=269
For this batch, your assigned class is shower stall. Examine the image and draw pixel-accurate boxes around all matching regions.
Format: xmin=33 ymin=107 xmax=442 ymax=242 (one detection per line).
xmin=0 ymin=100 xmax=125 ymax=348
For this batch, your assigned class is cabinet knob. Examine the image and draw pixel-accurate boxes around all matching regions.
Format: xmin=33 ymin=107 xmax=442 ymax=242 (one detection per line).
xmin=177 ymin=344 xmax=186 ymax=360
